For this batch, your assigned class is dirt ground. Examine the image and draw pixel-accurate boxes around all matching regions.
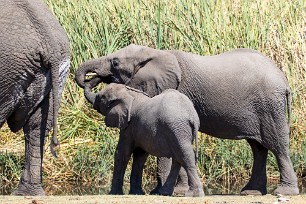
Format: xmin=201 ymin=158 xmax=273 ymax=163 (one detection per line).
xmin=0 ymin=194 xmax=306 ymax=204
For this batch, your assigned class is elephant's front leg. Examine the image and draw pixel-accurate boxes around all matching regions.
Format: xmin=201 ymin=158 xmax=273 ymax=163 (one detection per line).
xmin=13 ymin=97 xmax=52 ymax=196
xmin=109 ymin=133 xmax=133 ymax=195
xmin=129 ymin=148 xmax=148 ymax=195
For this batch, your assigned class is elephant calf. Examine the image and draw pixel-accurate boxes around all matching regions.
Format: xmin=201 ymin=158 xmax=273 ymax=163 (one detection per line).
xmin=84 ymin=80 xmax=204 ymax=197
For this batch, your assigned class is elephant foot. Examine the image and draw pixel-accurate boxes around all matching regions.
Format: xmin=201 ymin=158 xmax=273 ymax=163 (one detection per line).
xmin=155 ymin=187 xmax=174 ymax=196
xmin=240 ymin=189 xmax=264 ymax=195
xmin=173 ymin=183 xmax=189 ymax=195
xmin=184 ymin=188 xmax=205 ymax=197
xmin=150 ymin=185 xmax=161 ymax=195
xmin=150 ymin=185 xmax=175 ymax=196
xmin=129 ymin=188 xmax=145 ymax=195
xmin=109 ymin=189 xmax=124 ymax=195
xmin=273 ymin=184 xmax=299 ymax=195
xmin=12 ymin=182 xmax=45 ymax=196
xmin=241 ymin=184 xmax=267 ymax=195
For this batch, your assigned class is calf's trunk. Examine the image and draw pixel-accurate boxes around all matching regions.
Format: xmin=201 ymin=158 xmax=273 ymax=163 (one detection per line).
xmin=84 ymin=77 xmax=102 ymax=104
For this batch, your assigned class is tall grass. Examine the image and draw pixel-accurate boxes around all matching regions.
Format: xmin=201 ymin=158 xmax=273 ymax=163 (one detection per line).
xmin=0 ymin=0 xmax=305 ymax=194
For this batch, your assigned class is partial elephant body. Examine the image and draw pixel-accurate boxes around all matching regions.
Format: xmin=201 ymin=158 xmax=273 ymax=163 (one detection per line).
xmin=0 ymin=0 xmax=70 ymax=195
xmin=128 ymin=89 xmax=198 ymax=158
xmin=84 ymin=83 xmax=204 ymax=196
xmin=0 ymin=0 xmax=69 ymax=129
xmin=170 ymin=49 xmax=290 ymax=140
xmin=75 ymin=44 xmax=297 ymax=195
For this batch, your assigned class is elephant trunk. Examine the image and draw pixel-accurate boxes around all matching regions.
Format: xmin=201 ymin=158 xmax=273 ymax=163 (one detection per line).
xmin=84 ymin=77 xmax=102 ymax=104
xmin=75 ymin=58 xmax=111 ymax=88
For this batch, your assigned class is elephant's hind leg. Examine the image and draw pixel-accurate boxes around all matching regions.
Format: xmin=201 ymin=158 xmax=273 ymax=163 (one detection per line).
xmin=272 ymin=149 xmax=299 ymax=195
xmin=169 ymin=128 xmax=204 ymax=197
xmin=12 ymin=96 xmax=53 ymax=196
xmin=265 ymin=96 xmax=298 ymax=195
xmin=241 ymin=139 xmax=268 ymax=195
xmin=179 ymin=150 xmax=204 ymax=197
xmin=269 ymin=128 xmax=299 ymax=195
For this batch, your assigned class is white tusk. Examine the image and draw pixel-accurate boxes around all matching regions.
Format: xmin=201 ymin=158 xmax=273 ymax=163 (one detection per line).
xmin=86 ymin=73 xmax=98 ymax=77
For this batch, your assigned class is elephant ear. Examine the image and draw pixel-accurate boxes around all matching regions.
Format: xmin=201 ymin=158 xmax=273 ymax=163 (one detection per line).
xmin=104 ymin=90 xmax=134 ymax=130
xmin=127 ymin=45 xmax=181 ymax=97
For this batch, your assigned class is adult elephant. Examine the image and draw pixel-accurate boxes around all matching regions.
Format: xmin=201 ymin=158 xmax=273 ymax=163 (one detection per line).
xmin=0 ymin=0 xmax=70 ymax=196
xmin=75 ymin=44 xmax=298 ymax=195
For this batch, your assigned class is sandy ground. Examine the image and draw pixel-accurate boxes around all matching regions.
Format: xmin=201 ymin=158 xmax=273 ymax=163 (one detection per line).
xmin=0 ymin=194 xmax=306 ymax=204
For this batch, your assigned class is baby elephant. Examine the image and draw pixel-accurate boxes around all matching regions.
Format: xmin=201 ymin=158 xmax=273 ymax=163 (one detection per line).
xmin=84 ymin=80 xmax=204 ymax=197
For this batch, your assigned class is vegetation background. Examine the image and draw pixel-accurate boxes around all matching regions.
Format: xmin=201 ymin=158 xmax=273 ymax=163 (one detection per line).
xmin=0 ymin=0 xmax=305 ymax=195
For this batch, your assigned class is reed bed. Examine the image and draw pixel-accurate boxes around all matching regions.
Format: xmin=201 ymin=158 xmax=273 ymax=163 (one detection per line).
xmin=0 ymin=0 xmax=305 ymax=194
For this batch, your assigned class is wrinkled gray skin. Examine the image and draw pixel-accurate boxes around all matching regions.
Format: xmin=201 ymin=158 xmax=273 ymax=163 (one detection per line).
xmin=75 ymin=44 xmax=298 ymax=195
xmin=0 ymin=0 xmax=70 ymax=196
xmin=84 ymin=81 xmax=204 ymax=197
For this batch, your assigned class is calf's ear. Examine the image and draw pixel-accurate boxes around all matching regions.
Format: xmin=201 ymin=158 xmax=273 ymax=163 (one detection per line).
xmin=105 ymin=92 xmax=134 ymax=130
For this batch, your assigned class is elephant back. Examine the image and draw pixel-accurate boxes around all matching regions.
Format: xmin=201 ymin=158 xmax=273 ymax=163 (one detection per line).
xmin=150 ymin=89 xmax=199 ymax=127
xmin=0 ymin=0 xmax=69 ymax=70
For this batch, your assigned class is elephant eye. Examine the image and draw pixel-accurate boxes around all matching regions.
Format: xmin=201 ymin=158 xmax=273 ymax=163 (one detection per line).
xmin=111 ymin=58 xmax=120 ymax=67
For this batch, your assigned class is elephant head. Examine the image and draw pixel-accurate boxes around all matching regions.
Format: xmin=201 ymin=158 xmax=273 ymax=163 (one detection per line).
xmin=75 ymin=44 xmax=181 ymax=97
xmin=84 ymin=80 xmax=134 ymax=130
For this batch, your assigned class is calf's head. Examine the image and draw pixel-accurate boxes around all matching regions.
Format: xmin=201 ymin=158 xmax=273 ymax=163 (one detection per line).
xmin=84 ymin=81 xmax=134 ymax=130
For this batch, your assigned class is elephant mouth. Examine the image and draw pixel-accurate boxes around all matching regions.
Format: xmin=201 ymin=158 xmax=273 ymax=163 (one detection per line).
xmin=85 ymin=72 xmax=97 ymax=82
xmin=85 ymin=72 xmax=98 ymax=77
xmin=85 ymin=72 xmax=113 ymax=84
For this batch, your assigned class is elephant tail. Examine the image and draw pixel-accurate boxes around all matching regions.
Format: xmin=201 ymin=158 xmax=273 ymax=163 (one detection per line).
xmin=286 ymin=88 xmax=292 ymax=136
xmin=49 ymin=59 xmax=70 ymax=157
xmin=195 ymin=130 xmax=198 ymax=164
xmin=191 ymin=121 xmax=199 ymax=164
xmin=50 ymin=61 xmax=60 ymax=158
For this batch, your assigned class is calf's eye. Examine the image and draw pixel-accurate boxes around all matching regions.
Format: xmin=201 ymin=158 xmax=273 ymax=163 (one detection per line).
xmin=108 ymin=100 xmax=115 ymax=108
